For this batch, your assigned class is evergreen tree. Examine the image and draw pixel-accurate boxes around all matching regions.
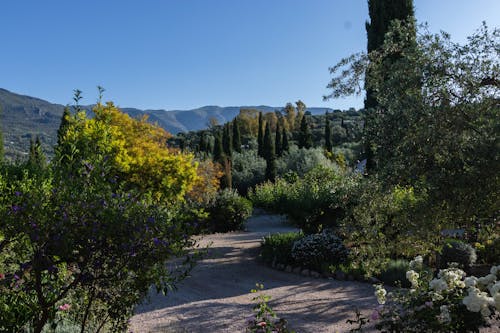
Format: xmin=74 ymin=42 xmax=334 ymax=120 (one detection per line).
xmin=263 ymin=123 xmax=276 ymax=182
xmin=325 ymin=114 xmax=332 ymax=152
xmin=213 ymin=130 xmax=224 ymax=163
xmin=222 ymin=123 xmax=232 ymax=157
xmin=282 ymin=127 xmax=289 ymax=153
xmin=364 ymin=0 xmax=415 ymax=171
xmin=0 ymin=106 xmax=4 ymax=162
xmin=232 ymin=119 xmax=242 ymax=153
xmin=275 ymin=121 xmax=282 ymax=157
xmin=29 ymin=136 xmax=46 ymax=169
xmin=257 ymin=112 xmax=264 ymax=157
xmin=298 ymin=115 xmax=313 ymax=149
xmin=199 ymin=132 xmax=207 ymax=153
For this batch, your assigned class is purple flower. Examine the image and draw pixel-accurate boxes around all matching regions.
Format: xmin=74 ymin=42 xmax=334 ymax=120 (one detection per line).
xmin=371 ymin=309 xmax=380 ymax=321
xmin=153 ymin=237 xmax=161 ymax=246
xmin=11 ymin=205 xmax=21 ymax=213
xmin=15 ymin=191 xmax=22 ymax=196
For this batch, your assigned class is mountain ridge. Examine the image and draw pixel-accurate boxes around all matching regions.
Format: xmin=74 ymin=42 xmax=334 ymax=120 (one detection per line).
xmin=0 ymin=88 xmax=340 ymax=159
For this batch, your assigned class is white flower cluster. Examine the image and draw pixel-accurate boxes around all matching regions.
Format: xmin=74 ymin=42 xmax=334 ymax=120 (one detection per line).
xmin=462 ymin=265 xmax=500 ymax=315
xmin=438 ymin=305 xmax=451 ymax=323
xmin=409 ymin=255 xmax=423 ymax=270
xmin=406 ymin=270 xmax=419 ymax=288
xmin=429 ymin=267 xmax=466 ymax=292
xmin=291 ymin=231 xmax=348 ymax=266
xmin=374 ymin=284 xmax=387 ymax=305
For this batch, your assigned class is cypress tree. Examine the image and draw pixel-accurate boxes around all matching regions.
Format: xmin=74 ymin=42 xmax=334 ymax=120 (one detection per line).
xmin=0 ymin=106 xmax=4 ymax=162
xmin=213 ymin=131 xmax=224 ymax=163
xmin=232 ymin=119 xmax=242 ymax=153
xmin=29 ymin=136 xmax=46 ymax=169
xmin=222 ymin=123 xmax=232 ymax=157
xmin=298 ymin=115 xmax=313 ymax=149
xmin=282 ymin=127 xmax=289 ymax=153
xmin=199 ymin=132 xmax=207 ymax=153
xmin=325 ymin=115 xmax=332 ymax=152
xmin=257 ymin=112 xmax=264 ymax=157
xmin=263 ymin=123 xmax=276 ymax=182
xmin=364 ymin=0 xmax=415 ymax=171
xmin=275 ymin=121 xmax=282 ymax=157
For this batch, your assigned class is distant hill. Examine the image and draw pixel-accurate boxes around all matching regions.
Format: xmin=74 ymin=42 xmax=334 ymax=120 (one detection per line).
xmin=0 ymin=88 xmax=336 ymax=159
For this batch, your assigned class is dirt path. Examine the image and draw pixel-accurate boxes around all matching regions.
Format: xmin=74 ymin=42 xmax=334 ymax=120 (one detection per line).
xmin=129 ymin=213 xmax=377 ymax=332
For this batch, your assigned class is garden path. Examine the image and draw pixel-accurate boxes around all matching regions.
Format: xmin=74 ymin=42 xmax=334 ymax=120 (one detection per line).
xmin=129 ymin=211 xmax=377 ymax=332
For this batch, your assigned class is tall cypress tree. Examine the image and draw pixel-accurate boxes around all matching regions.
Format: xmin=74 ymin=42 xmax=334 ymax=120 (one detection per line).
xmin=213 ymin=130 xmax=224 ymax=163
xmin=257 ymin=112 xmax=264 ymax=157
xmin=222 ymin=123 xmax=232 ymax=157
xmin=275 ymin=121 xmax=282 ymax=157
xmin=298 ymin=115 xmax=313 ymax=149
xmin=232 ymin=119 xmax=242 ymax=153
xmin=364 ymin=0 xmax=415 ymax=171
xmin=325 ymin=114 xmax=332 ymax=152
xmin=263 ymin=123 xmax=276 ymax=181
xmin=282 ymin=127 xmax=289 ymax=153
xmin=0 ymin=106 xmax=4 ymax=162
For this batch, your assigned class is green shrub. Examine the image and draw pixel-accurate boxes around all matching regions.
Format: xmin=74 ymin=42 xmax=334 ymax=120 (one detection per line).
xmin=376 ymin=259 xmax=411 ymax=287
xmin=291 ymin=230 xmax=349 ymax=271
xmin=250 ymin=166 xmax=360 ymax=234
xmin=260 ymin=232 xmax=304 ymax=266
xmin=440 ymin=240 xmax=477 ymax=271
xmin=232 ymin=150 xmax=266 ymax=195
xmin=475 ymin=237 xmax=500 ymax=265
xmin=206 ymin=189 xmax=253 ymax=232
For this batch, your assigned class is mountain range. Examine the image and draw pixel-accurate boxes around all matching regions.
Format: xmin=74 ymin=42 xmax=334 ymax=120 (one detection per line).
xmin=0 ymin=88 xmax=338 ymax=159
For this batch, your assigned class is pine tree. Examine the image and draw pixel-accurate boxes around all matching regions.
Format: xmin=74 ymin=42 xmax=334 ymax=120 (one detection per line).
xmin=263 ymin=123 xmax=276 ymax=181
xmin=298 ymin=115 xmax=313 ymax=149
xmin=364 ymin=0 xmax=415 ymax=171
xmin=282 ymin=127 xmax=289 ymax=153
xmin=325 ymin=114 xmax=332 ymax=152
xmin=232 ymin=119 xmax=242 ymax=153
xmin=257 ymin=112 xmax=264 ymax=157
xmin=222 ymin=123 xmax=232 ymax=157
xmin=275 ymin=121 xmax=282 ymax=157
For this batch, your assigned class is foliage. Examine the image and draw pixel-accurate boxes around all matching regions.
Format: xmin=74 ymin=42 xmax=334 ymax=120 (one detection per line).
xmin=326 ymin=22 xmax=500 ymax=230
xmin=246 ymin=284 xmax=294 ymax=333
xmin=291 ymin=230 xmax=349 ymax=271
xmin=263 ymin=122 xmax=276 ymax=182
xmin=57 ymin=102 xmax=199 ymax=202
xmin=363 ymin=257 xmax=500 ymax=332
xmin=204 ymin=189 xmax=253 ymax=232
xmin=187 ymin=158 xmax=223 ymax=204
xmin=375 ymin=259 xmax=411 ymax=288
xmin=0 ymin=99 xmax=202 ymax=332
xmin=276 ymin=146 xmax=336 ymax=177
xmin=250 ymin=166 xmax=360 ymax=234
xmin=440 ymin=240 xmax=477 ymax=272
xmin=260 ymin=232 xmax=304 ymax=267
xmin=475 ymin=237 xmax=500 ymax=266
xmin=297 ymin=115 xmax=312 ymax=149
xmin=231 ymin=150 xmax=266 ymax=195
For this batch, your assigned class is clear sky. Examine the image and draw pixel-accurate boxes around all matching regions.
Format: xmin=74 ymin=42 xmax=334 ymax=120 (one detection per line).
xmin=1 ymin=0 xmax=498 ymax=110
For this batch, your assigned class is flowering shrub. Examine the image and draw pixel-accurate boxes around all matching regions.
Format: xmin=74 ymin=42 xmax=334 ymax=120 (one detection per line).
xmin=291 ymin=230 xmax=349 ymax=271
xmin=367 ymin=256 xmax=500 ymax=332
xmin=440 ymin=240 xmax=477 ymax=271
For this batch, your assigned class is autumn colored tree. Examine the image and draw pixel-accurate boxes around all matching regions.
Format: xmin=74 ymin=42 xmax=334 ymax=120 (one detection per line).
xmin=57 ymin=102 xmax=199 ymax=202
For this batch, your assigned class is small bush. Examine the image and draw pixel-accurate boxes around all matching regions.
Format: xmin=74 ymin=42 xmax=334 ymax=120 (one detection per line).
xmin=260 ymin=232 xmax=304 ymax=266
xmin=291 ymin=231 xmax=349 ymax=271
xmin=205 ymin=189 xmax=253 ymax=232
xmin=475 ymin=237 xmax=500 ymax=265
xmin=376 ymin=259 xmax=410 ymax=287
xmin=440 ymin=240 xmax=477 ymax=271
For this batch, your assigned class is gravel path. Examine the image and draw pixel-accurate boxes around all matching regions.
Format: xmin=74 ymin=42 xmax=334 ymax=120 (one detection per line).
xmin=129 ymin=212 xmax=377 ymax=332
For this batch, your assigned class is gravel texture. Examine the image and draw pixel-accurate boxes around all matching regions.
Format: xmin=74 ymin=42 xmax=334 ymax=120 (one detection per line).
xmin=129 ymin=212 xmax=377 ymax=332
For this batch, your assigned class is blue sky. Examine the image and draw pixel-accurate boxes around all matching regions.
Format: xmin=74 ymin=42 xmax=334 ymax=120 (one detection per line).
xmin=1 ymin=0 xmax=498 ymax=110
